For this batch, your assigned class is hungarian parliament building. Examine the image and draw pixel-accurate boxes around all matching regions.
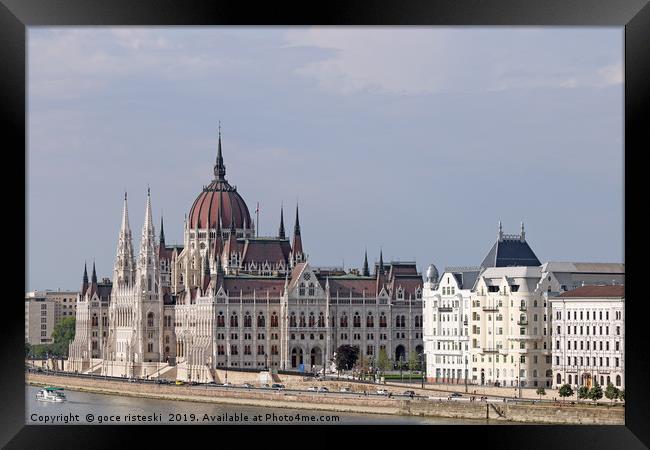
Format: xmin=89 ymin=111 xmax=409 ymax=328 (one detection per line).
xmin=68 ymin=133 xmax=425 ymax=381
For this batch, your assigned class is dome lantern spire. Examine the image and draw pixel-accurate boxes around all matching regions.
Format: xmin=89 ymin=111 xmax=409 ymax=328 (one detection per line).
xmin=214 ymin=121 xmax=226 ymax=181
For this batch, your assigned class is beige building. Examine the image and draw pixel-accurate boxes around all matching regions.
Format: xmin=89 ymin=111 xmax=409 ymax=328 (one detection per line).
xmin=25 ymin=289 xmax=79 ymax=345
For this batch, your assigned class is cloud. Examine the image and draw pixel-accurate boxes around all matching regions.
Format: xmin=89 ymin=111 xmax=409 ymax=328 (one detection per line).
xmin=284 ymin=28 xmax=623 ymax=95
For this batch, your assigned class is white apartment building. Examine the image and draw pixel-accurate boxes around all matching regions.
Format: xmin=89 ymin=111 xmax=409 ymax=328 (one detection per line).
xmin=423 ymin=265 xmax=477 ymax=384
xmin=550 ymin=285 xmax=625 ymax=390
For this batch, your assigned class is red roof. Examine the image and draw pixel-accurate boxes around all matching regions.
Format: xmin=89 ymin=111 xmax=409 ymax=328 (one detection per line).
xmin=241 ymin=239 xmax=291 ymax=265
xmin=188 ymin=180 xmax=251 ymax=230
xmin=558 ymin=285 xmax=624 ymax=298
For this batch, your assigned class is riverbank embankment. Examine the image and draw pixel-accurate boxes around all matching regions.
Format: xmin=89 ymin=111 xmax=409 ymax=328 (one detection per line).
xmin=26 ymin=373 xmax=624 ymax=424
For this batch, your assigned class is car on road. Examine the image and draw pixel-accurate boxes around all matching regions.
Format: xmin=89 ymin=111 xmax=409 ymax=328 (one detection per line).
xmin=175 ymin=380 xmax=184 ymax=386
xmin=339 ymin=387 xmax=351 ymax=393
xmin=241 ymin=383 xmax=254 ymax=389
xmin=128 ymin=378 xmax=137 ymax=383
xmin=450 ymin=393 xmax=462 ymax=398
xmin=262 ymin=384 xmax=271 ymax=389
xmin=376 ymin=389 xmax=389 ymax=395
xmin=307 ymin=386 xmax=318 ymax=391
xmin=222 ymin=382 xmax=233 ymax=387
xmin=271 ymin=383 xmax=286 ymax=390
xmin=403 ymin=390 xmax=416 ymax=397
xmin=317 ymin=387 xmax=329 ymax=393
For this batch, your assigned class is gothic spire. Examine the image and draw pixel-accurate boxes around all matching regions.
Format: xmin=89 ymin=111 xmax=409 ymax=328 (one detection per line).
xmin=292 ymin=203 xmax=303 ymax=260
xmin=91 ymin=261 xmax=97 ymax=284
xmin=82 ymin=262 xmax=89 ymax=294
xmin=160 ymin=215 xmax=166 ymax=246
xmin=139 ymin=187 xmax=157 ymax=270
xmin=294 ymin=203 xmax=301 ymax=235
xmin=362 ymin=249 xmax=369 ymax=277
xmin=378 ymin=249 xmax=384 ymax=275
xmin=214 ymin=122 xmax=226 ymax=181
xmin=114 ymin=191 xmax=136 ymax=287
xmin=279 ymin=204 xmax=286 ymax=239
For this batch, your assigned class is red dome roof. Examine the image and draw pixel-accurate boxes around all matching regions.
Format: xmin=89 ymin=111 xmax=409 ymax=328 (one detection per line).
xmin=189 ymin=180 xmax=251 ymax=230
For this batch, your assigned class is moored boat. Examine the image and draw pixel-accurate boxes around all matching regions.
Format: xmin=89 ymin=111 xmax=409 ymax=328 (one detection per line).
xmin=36 ymin=387 xmax=66 ymax=403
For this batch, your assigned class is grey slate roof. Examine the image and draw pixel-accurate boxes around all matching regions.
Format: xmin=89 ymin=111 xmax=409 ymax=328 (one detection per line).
xmin=480 ymin=238 xmax=541 ymax=269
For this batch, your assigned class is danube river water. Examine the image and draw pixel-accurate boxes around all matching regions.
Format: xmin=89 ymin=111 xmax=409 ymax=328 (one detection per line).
xmin=26 ymin=386 xmax=506 ymax=425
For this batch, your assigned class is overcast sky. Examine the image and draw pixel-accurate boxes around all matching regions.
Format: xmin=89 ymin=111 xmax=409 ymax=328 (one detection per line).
xmin=27 ymin=27 xmax=624 ymax=292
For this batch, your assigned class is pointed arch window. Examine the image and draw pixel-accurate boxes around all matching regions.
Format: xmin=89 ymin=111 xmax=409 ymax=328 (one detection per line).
xmin=230 ymin=313 xmax=239 ymax=327
xmin=257 ymin=313 xmax=265 ymax=327
xmin=289 ymin=312 xmax=297 ymax=327
xmin=353 ymin=312 xmax=361 ymax=328
xmin=271 ymin=312 xmax=279 ymax=328
xmin=299 ymin=312 xmax=306 ymax=327
xmin=340 ymin=313 xmax=348 ymax=328
xmin=299 ymin=283 xmax=305 ymax=296
xmin=308 ymin=283 xmax=315 ymax=296
xmin=318 ymin=312 xmax=325 ymax=327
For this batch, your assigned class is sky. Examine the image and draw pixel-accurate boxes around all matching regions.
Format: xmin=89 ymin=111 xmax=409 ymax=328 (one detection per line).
xmin=27 ymin=27 xmax=624 ymax=292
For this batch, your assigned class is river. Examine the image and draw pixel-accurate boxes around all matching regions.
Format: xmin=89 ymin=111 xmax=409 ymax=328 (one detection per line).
xmin=26 ymin=386 xmax=508 ymax=425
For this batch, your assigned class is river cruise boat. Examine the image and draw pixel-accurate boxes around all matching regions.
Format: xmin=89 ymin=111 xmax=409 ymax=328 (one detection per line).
xmin=36 ymin=387 xmax=66 ymax=403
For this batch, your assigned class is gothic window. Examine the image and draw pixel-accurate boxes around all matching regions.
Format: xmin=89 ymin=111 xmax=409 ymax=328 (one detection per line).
xmin=299 ymin=283 xmax=305 ymax=296
xmin=340 ymin=313 xmax=348 ymax=328
xmin=414 ymin=315 xmax=420 ymax=327
xmin=230 ymin=313 xmax=239 ymax=327
xmin=257 ymin=313 xmax=265 ymax=327
xmin=397 ymin=288 xmax=404 ymax=300
xmin=395 ymin=315 xmax=401 ymax=328
xmin=244 ymin=313 xmax=252 ymax=328
xmin=400 ymin=315 xmax=406 ymax=328
xmin=271 ymin=312 xmax=279 ymax=327
xmin=217 ymin=312 xmax=225 ymax=328
xmin=308 ymin=283 xmax=315 ymax=296
xmin=318 ymin=312 xmax=325 ymax=327
xmin=308 ymin=312 xmax=315 ymax=327
xmin=379 ymin=312 xmax=387 ymax=328
xmin=91 ymin=314 xmax=98 ymax=326
xmin=353 ymin=312 xmax=361 ymax=328
xmin=147 ymin=342 xmax=153 ymax=353
xmin=290 ymin=313 xmax=297 ymax=327
xmin=299 ymin=312 xmax=306 ymax=327
xmin=231 ymin=345 xmax=239 ymax=355
xmin=366 ymin=312 xmax=374 ymax=328
xmin=147 ymin=312 xmax=154 ymax=327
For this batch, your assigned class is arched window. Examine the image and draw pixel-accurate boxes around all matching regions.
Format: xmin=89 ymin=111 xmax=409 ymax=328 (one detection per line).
xmin=556 ymin=374 xmax=562 ymax=385
xmin=299 ymin=312 xmax=306 ymax=327
xmin=230 ymin=313 xmax=238 ymax=327
xmin=395 ymin=316 xmax=401 ymax=328
xmin=91 ymin=314 xmax=98 ymax=326
xmin=616 ymin=375 xmax=621 ymax=387
xmin=147 ymin=312 xmax=154 ymax=327
xmin=340 ymin=313 xmax=348 ymax=328
xmin=308 ymin=283 xmax=315 ymax=296
xmin=568 ymin=374 xmax=572 ymax=384
xmin=271 ymin=312 xmax=278 ymax=327
xmin=318 ymin=312 xmax=325 ymax=327
xmin=217 ymin=312 xmax=225 ymax=327
xmin=308 ymin=312 xmax=315 ymax=327
xmin=379 ymin=312 xmax=387 ymax=328
xmin=299 ymin=283 xmax=305 ymax=296
xmin=257 ymin=313 xmax=265 ymax=327
xmin=353 ymin=312 xmax=361 ymax=328
xmin=289 ymin=312 xmax=296 ymax=327
xmin=400 ymin=315 xmax=406 ymax=328
xmin=244 ymin=313 xmax=252 ymax=328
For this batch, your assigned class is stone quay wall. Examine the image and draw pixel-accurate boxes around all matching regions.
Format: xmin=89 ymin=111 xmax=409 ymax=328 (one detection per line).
xmin=26 ymin=373 xmax=624 ymax=425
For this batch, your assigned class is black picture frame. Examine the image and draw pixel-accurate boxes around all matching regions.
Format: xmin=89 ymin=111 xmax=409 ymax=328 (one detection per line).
xmin=2 ymin=0 xmax=648 ymax=448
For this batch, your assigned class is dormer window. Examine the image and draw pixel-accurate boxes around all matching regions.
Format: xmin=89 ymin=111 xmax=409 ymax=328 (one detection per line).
xmin=397 ymin=288 xmax=404 ymax=300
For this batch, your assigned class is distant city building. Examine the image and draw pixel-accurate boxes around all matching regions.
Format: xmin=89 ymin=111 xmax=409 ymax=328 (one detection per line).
xmin=550 ymin=285 xmax=625 ymax=390
xmin=68 ymin=131 xmax=423 ymax=380
xmin=25 ymin=289 xmax=79 ymax=345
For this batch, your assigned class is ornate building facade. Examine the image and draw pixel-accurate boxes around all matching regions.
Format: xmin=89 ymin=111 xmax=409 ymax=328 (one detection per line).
xmin=69 ymin=132 xmax=424 ymax=381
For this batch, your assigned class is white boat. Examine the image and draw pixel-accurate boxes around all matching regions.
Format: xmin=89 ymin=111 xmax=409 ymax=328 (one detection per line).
xmin=36 ymin=387 xmax=66 ymax=403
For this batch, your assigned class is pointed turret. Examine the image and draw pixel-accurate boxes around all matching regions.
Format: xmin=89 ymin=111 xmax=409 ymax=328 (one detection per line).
xmin=114 ymin=192 xmax=136 ymax=287
xmin=82 ymin=262 xmax=89 ymax=295
xmin=91 ymin=261 xmax=98 ymax=284
xmin=498 ymin=220 xmax=503 ymax=242
xmin=278 ymin=205 xmax=286 ymax=239
xmin=291 ymin=203 xmax=304 ymax=265
xmin=362 ymin=249 xmax=369 ymax=277
xmin=160 ymin=216 xmax=166 ymax=246
xmin=520 ymin=221 xmax=526 ymax=242
xmin=378 ymin=249 xmax=385 ymax=275
xmin=214 ymin=123 xmax=226 ymax=181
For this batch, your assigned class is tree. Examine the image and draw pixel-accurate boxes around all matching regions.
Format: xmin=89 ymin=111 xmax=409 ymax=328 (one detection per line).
xmin=355 ymin=354 xmax=370 ymax=380
xmin=588 ymin=383 xmax=603 ymax=403
xmin=335 ymin=345 xmax=359 ymax=372
xmin=30 ymin=344 xmax=51 ymax=359
xmin=51 ymin=317 xmax=76 ymax=357
xmin=577 ymin=385 xmax=590 ymax=400
xmin=558 ymin=384 xmax=574 ymax=401
xmin=376 ymin=348 xmax=390 ymax=374
xmin=408 ymin=350 xmax=419 ymax=373
xmin=25 ymin=342 xmax=32 ymax=358
xmin=604 ymin=382 xmax=619 ymax=403
xmin=536 ymin=387 xmax=546 ymax=400
xmin=618 ymin=389 xmax=625 ymax=401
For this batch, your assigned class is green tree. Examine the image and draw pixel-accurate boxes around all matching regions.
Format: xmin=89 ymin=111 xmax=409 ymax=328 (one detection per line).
xmin=376 ymin=348 xmax=390 ymax=374
xmin=588 ymin=383 xmax=603 ymax=403
xmin=25 ymin=342 xmax=32 ymax=358
xmin=51 ymin=317 xmax=75 ymax=357
xmin=604 ymin=382 xmax=619 ymax=403
xmin=536 ymin=387 xmax=546 ymax=400
xmin=30 ymin=344 xmax=51 ymax=359
xmin=618 ymin=389 xmax=625 ymax=401
xmin=577 ymin=385 xmax=590 ymax=400
xmin=408 ymin=350 xmax=419 ymax=373
xmin=558 ymin=384 xmax=574 ymax=401
xmin=355 ymin=354 xmax=370 ymax=380
xmin=335 ymin=345 xmax=359 ymax=372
